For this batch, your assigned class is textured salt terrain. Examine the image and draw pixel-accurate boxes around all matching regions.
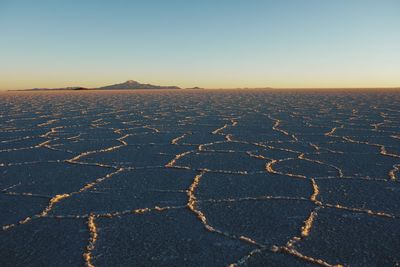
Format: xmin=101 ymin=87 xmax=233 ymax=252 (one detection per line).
xmin=0 ymin=89 xmax=399 ymax=267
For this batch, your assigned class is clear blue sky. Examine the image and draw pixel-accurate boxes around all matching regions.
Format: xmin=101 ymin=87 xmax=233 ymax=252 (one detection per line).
xmin=0 ymin=0 xmax=399 ymax=89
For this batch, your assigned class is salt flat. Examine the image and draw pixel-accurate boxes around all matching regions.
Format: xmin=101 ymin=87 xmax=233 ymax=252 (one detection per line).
xmin=0 ymin=89 xmax=399 ymax=266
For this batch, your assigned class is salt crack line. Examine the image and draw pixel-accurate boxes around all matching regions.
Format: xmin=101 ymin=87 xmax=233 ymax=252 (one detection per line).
xmin=2 ymin=168 xmax=125 ymax=231
xmin=187 ymin=171 xmax=263 ymax=248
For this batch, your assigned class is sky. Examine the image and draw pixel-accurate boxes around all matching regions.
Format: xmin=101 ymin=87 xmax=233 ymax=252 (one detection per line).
xmin=0 ymin=0 xmax=399 ymax=90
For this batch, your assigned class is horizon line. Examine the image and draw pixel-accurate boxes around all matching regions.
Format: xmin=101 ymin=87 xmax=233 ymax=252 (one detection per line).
xmin=4 ymin=86 xmax=400 ymax=92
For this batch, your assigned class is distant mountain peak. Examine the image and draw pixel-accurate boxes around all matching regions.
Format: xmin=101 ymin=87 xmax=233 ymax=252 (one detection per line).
xmin=125 ymin=80 xmax=140 ymax=84
xmin=98 ymin=80 xmax=181 ymax=90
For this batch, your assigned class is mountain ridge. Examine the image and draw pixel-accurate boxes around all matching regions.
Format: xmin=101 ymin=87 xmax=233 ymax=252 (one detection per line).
xmin=12 ymin=80 xmax=182 ymax=91
xmin=98 ymin=80 xmax=181 ymax=90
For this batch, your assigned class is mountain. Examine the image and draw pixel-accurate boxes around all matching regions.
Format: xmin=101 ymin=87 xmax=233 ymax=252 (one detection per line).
xmin=12 ymin=80 xmax=181 ymax=91
xmin=98 ymin=80 xmax=181 ymax=90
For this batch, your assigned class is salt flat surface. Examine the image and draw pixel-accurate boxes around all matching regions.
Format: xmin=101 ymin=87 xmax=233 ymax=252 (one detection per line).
xmin=0 ymin=90 xmax=399 ymax=266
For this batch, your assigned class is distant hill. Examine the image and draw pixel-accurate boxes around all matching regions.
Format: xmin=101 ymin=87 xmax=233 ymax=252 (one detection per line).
xmin=98 ymin=80 xmax=181 ymax=90
xmin=185 ymin=86 xmax=204 ymax=90
xmin=13 ymin=86 xmax=89 ymax=91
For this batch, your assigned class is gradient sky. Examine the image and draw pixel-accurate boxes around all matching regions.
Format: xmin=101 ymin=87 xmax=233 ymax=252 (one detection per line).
xmin=0 ymin=0 xmax=399 ymax=90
